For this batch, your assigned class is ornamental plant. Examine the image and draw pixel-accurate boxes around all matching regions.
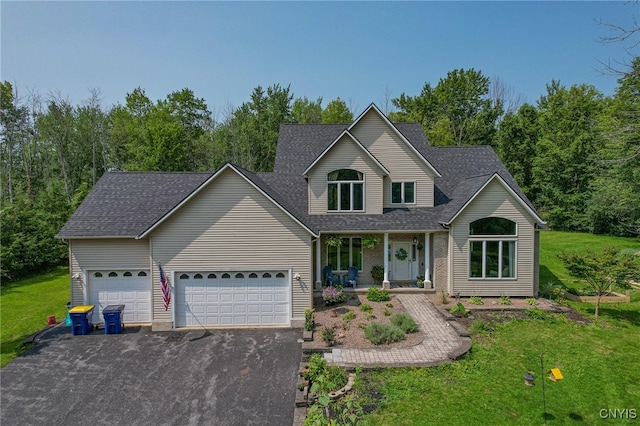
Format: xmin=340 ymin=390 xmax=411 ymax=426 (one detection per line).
xmin=322 ymin=285 xmax=346 ymax=305
xmin=366 ymin=287 xmax=390 ymax=302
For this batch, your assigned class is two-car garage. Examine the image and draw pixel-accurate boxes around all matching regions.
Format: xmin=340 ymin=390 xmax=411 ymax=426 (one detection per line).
xmin=175 ymin=270 xmax=290 ymax=327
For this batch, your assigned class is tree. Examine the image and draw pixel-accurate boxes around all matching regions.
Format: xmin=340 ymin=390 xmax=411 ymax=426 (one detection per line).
xmin=392 ymin=68 xmax=503 ymax=146
xmin=559 ymin=247 xmax=640 ymax=317
xmin=322 ymin=97 xmax=353 ymax=124
xmin=533 ymin=81 xmax=605 ymax=231
xmin=292 ymin=96 xmax=323 ymax=124
xmin=496 ymin=104 xmax=539 ymax=199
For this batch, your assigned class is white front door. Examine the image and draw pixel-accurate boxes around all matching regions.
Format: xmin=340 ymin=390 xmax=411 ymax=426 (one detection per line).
xmin=392 ymin=242 xmax=412 ymax=280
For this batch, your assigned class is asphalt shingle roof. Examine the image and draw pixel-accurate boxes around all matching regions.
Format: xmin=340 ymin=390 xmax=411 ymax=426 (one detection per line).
xmin=59 ymin=119 xmax=542 ymax=238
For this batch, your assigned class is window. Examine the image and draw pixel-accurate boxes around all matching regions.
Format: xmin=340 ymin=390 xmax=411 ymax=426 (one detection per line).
xmin=123 ymin=271 xmax=132 ymax=277
xmin=262 ymin=273 xmax=272 ymax=278
xmin=207 ymin=273 xmax=217 ymax=279
xmin=276 ymin=272 xmax=285 ymax=278
xmin=327 ymin=237 xmax=363 ymax=271
xmin=179 ymin=274 xmax=189 ymax=279
xmin=328 ymin=169 xmax=364 ymax=211
xmin=138 ymin=271 xmax=147 ymax=277
xmin=470 ymin=217 xmax=516 ymax=236
xmin=469 ymin=217 xmax=516 ymax=279
xmin=391 ymin=182 xmax=415 ymax=204
xmin=94 ymin=272 xmax=103 ymax=278
xmin=194 ymin=274 xmax=203 ymax=279
xmin=108 ymin=272 xmax=118 ymax=277
xmin=221 ymin=273 xmax=230 ymax=279
xmin=249 ymin=273 xmax=258 ymax=278
xmin=235 ymin=273 xmax=244 ymax=279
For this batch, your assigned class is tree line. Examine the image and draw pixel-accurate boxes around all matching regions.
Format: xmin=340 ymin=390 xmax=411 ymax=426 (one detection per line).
xmin=1 ymin=59 xmax=639 ymax=280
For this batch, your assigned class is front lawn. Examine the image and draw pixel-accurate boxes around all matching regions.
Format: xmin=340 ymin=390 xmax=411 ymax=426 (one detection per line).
xmin=360 ymin=312 xmax=640 ymax=425
xmin=0 ymin=267 xmax=70 ymax=367
xmin=356 ymin=231 xmax=640 ymax=425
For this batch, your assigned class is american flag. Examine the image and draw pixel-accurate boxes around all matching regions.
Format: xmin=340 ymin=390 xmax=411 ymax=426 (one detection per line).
xmin=159 ymin=263 xmax=171 ymax=311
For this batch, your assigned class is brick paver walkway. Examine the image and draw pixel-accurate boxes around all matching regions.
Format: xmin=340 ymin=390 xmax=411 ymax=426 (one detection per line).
xmin=323 ymin=294 xmax=470 ymax=368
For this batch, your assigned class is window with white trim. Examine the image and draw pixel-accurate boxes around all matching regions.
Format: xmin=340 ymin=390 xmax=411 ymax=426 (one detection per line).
xmin=469 ymin=218 xmax=517 ymax=279
xmin=327 ymin=237 xmax=362 ymax=271
xmin=328 ymin=169 xmax=364 ymax=211
xmin=391 ymin=182 xmax=415 ymax=204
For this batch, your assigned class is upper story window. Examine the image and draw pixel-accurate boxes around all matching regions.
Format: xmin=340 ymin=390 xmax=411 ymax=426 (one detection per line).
xmin=328 ymin=169 xmax=364 ymax=212
xmin=391 ymin=182 xmax=415 ymax=204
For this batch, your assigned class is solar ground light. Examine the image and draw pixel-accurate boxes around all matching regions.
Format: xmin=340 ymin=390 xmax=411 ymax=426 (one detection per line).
xmin=523 ymin=352 xmax=564 ymax=425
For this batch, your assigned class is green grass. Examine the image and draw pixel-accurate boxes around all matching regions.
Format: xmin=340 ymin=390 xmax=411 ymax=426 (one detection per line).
xmin=539 ymin=230 xmax=639 ymax=288
xmin=359 ymin=231 xmax=640 ymax=425
xmin=1 ymin=267 xmax=70 ymax=367
xmin=361 ymin=315 xmax=640 ymax=425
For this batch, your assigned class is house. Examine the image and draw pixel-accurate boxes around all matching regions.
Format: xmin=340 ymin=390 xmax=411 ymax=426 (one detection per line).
xmin=57 ymin=104 xmax=545 ymax=330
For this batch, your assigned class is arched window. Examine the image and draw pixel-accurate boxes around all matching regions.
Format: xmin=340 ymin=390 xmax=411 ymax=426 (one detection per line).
xmin=194 ymin=274 xmax=203 ymax=279
xmin=108 ymin=272 xmax=118 ymax=277
xmin=262 ymin=273 xmax=272 ymax=278
xmin=93 ymin=272 xmax=103 ymax=278
xmin=469 ymin=217 xmax=516 ymax=279
xmin=235 ymin=273 xmax=244 ymax=279
xmin=276 ymin=272 xmax=285 ymax=278
xmin=123 ymin=271 xmax=132 ymax=277
xmin=207 ymin=273 xmax=217 ymax=279
xmin=222 ymin=273 xmax=230 ymax=279
xmin=470 ymin=217 xmax=516 ymax=236
xmin=138 ymin=271 xmax=147 ymax=277
xmin=327 ymin=169 xmax=364 ymax=211
xmin=249 ymin=273 xmax=258 ymax=278
xmin=180 ymin=274 xmax=189 ymax=279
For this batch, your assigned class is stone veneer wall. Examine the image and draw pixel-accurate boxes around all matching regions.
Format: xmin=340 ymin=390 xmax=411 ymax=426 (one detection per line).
xmin=432 ymin=232 xmax=449 ymax=293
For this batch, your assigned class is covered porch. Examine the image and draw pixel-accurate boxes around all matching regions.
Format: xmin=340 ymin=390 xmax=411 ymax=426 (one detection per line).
xmin=312 ymin=231 xmax=442 ymax=292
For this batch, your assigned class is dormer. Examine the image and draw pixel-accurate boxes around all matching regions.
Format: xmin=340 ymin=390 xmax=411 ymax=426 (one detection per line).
xmin=304 ymin=130 xmax=388 ymax=215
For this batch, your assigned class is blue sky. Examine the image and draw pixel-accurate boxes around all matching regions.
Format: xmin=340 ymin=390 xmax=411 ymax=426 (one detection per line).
xmin=1 ymin=1 xmax=636 ymax=114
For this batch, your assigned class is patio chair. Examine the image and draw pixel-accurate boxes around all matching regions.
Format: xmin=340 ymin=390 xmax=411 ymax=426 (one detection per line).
xmin=345 ymin=265 xmax=358 ymax=289
xmin=323 ymin=266 xmax=341 ymax=287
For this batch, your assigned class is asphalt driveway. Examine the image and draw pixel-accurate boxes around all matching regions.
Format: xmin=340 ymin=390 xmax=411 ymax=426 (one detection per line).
xmin=1 ymin=324 xmax=302 ymax=425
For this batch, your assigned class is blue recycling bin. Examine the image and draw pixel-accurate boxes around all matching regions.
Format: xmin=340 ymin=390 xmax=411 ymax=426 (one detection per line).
xmin=69 ymin=305 xmax=95 ymax=335
xmin=102 ymin=305 xmax=125 ymax=334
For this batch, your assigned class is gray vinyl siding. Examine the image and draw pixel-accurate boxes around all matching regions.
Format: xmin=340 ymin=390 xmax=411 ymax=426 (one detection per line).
xmin=69 ymin=239 xmax=150 ymax=306
xmin=350 ymin=110 xmax=435 ymax=208
xmin=450 ymin=180 xmax=537 ymax=297
xmin=307 ymin=134 xmax=384 ymax=215
xmin=149 ymin=168 xmax=312 ymax=323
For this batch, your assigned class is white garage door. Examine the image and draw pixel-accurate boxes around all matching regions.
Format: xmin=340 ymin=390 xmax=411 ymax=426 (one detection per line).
xmin=88 ymin=270 xmax=151 ymax=324
xmin=175 ymin=271 xmax=290 ymax=327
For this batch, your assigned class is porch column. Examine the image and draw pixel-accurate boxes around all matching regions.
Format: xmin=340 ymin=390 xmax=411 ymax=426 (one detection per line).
xmin=383 ymin=232 xmax=390 ymax=289
xmin=424 ymin=232 xmax=432 ymax=288
xmin=315 ymin=238 xmax=322 ymax=288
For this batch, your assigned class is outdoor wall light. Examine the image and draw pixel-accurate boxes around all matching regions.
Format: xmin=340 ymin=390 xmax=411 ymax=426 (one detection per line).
xmin=294 ymin=272 xmax=301 ymax=281
xmin=412 ymin=236 xmax=418 ymax=244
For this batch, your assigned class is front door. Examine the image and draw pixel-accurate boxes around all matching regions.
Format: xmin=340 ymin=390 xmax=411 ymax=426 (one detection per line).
xmin=392 ymin=242 xmax=412 ymax=280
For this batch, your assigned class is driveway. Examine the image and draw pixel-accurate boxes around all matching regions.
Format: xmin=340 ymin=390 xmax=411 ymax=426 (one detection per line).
xmin=1 ymin=325 xmax=302 ymax=425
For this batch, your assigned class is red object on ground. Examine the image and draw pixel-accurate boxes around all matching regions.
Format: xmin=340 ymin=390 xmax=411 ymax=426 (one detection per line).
xmin=47 ymin=315 xmax=56 ymax=325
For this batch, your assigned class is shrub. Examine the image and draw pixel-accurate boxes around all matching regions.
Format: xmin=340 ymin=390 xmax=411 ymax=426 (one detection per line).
xmin=323 ymin=285 xmax=346 ymax=305
xmin=343 ymin=310 xmax=356 ymax=321
xmin=304 ymin=308 xmax=315 ymax=331
xmin=383 ymin=309 xmax=391 ymax=316
xmin=364 ymin=323 xmax=405 ymax=345
xmin=525 ymin=297 xmax=538 ymax=306
xmin=370 ymin=265 xmax=385 ymax=283
xmin=366 ymin=287 xmax=390 ymax=302
xmin=449 ymin=302 xmax=468 ymax=318
xmin=499 ymin=295 xmax=512 ymax=305
xmin=385 ymin=302 xmax=393 ymax=308
xmin=468 ymin=296 xmax=484 ymax=305
xmin=359 ymin=303 xmax=373 ymax=313
xmin=320 ymin=326 xmax=335 ymax=344
xmin=391 ymin=314 xmax=418 ymax=333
